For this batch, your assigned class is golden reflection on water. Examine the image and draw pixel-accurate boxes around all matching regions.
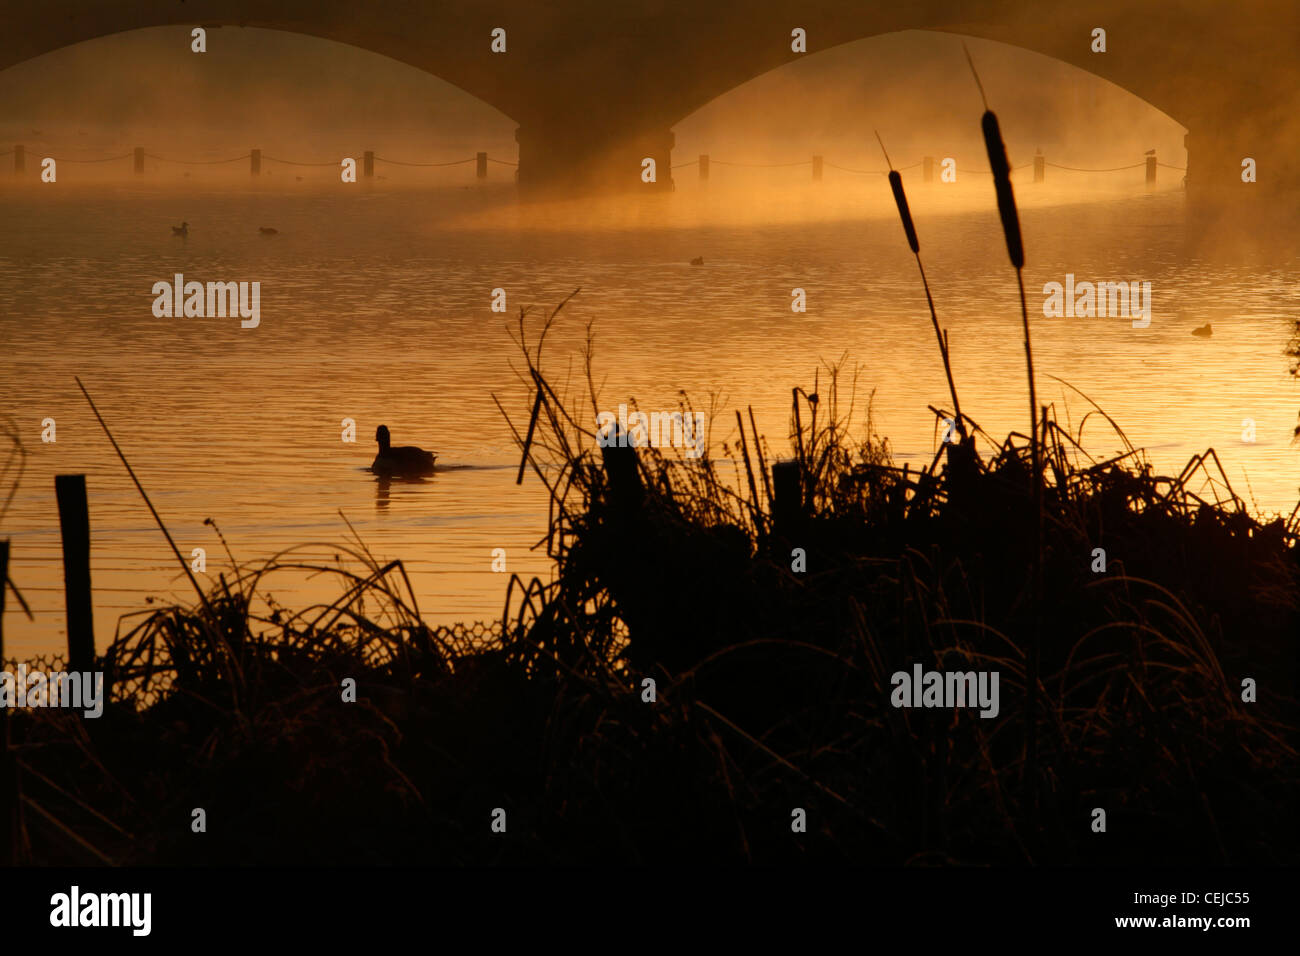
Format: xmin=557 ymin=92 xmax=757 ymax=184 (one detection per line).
xmin=1 ymin=184 xmax=1298 ymax=658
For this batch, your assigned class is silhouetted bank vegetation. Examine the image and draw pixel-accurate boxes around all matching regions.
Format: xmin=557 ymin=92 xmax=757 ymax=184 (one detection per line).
xmin=8 ymin=318 xmax=1300 ymax=865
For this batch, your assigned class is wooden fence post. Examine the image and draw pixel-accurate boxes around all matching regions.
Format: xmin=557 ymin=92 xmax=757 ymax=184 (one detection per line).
xmin=250 ymin=148 xmax=261 ymax=176
xmin=133 ymin=147 xmax=144 ymax=175
xmin=812 ymin=155 xmax=823 ymax=181
xmin=54 ymin=476 xmax=95 ymax=673
xmin=699 ymin=154 xmax=709 ymax=180
xmin=476 ymin=151 xmax=488 ymax=179
xmin=771 ymin=460 xmax=804 ymax=539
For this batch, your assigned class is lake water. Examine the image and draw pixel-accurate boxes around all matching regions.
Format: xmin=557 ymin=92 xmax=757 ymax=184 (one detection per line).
xmin=2 ymin=178 xmax=1298 ymax=659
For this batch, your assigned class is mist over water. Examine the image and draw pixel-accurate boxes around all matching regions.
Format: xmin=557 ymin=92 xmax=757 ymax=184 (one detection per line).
xmin=2 ymin=26 xmax=1297 ymax=658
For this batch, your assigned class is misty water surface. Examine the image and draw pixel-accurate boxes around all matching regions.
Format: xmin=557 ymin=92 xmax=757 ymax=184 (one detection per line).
xmin=1 ymin=182 xmax=1298 ymax=658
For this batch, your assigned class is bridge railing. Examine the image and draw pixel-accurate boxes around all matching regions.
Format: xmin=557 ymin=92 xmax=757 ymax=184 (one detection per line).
xmin=4 ymin=145 xmax=1184 ymax=185
xmin=2 ymin=145 xmax=518 ymax=180
xmin=678 ymin=153 xmax=1185 ymax=185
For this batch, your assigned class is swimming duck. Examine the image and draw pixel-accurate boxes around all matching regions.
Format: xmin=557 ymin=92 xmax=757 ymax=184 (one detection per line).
xmin=171 ymin=221 xmax=189 ymax=237
xmin=259 ymin=227 xmax=278 ymax=235
xmin=690 ymin=256 xmax=704 ymax=266
xmin=372 ymin=425 xmax=437 ymax=475
xmin=1191 ymin=323 xmax=1212 ymax=337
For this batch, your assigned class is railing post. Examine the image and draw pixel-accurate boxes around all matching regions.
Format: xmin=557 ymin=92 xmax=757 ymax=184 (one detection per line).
xmin=12 ymin=145 xmax=23 ymax=175
xmin=699 ymin=154 xmax=709 ymax=180
xmin=1033 ymin=151 xmax=1045 ymax=183
xmin=363 ymin=151 xmax=374 ymax=178
xmin=133 ymin=146 xmax=144 ymax=175
xmin=250 ymin=148 xmax=261 ymax=176
xmin=476 ymin=151 xmax=487 ymax=179
xmin=54 ymin=475 xmax=95 ymax=673
xmin=923 ymin=156 xmax=934 ymax=182
xmin=812 ymin=155 xmax=823 ymax=181
xmin=771 ymin=461 xmax=804 ymax=539
xmin=1145 ymin=152 xmax=1157 ymax=186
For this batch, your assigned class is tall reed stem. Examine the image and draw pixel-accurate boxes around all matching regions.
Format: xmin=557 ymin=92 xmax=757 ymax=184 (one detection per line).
xmin=1017 ymin=269 xmax=1043 ymax=830
xmin=914 ymin=255 xmax=964 ymax=436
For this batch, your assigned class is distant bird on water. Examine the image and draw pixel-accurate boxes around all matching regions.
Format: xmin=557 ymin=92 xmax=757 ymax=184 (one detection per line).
xmin=372 ymin=425 xmax=437 ymax=476
xmin=259 ymin=227 xmax=278 ymax=236
xmin=690 ymin=256 xmax=704 ymax=266
xmin=171 ymin=221 xmax=189 ymax=237
xmin=1191 ymin=323 xmax=1212 ymax=337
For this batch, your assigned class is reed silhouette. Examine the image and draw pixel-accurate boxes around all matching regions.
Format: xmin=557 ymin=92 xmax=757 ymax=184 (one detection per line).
xmin=6 ymin=89 xmax=1298 ymax=867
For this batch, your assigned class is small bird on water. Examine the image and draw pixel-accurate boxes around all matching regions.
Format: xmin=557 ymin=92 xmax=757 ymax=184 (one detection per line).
xmin=1191 ymin=323 xmax=1212 ymax=337
xmin=171 ymin=221 xmax=189 ymax=237
xmin=259 ymin=226 xmax=278 ymax=236
xmin=690 ymin=256 xmax=704 ymax=266
xmin=372 ymin=425 xmax=437 ymax=476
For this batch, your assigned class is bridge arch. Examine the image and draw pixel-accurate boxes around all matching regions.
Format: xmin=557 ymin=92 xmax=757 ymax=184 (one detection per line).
xmin=667 ymin=29 xmax=1189 ymax=178
xmin=1 ymin=0 xmax=1293 ymax=219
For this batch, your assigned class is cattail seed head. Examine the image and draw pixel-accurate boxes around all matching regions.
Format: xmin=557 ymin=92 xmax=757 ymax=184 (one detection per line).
xmin=888 ymin=170 xmax=920 ymax=254
xmin=981 ymin=110 xmax=1025 ymax=268
xmin=981 ymin=111 xmax=1011 ymax=179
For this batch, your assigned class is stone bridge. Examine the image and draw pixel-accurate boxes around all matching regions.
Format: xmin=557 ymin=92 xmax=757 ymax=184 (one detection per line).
xmin=3 ymin=0 xmax=1295 ymax=219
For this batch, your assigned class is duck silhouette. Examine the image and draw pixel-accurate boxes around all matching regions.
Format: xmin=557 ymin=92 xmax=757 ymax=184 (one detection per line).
xmin=171 ymin=221 xmax=189 ymax=237
xmin=690 ymin=256 xmax=704 ymax=266
xmin=259 ymin=227 xmax=278 ymax=236
xmin=1191 ymin=323 xmax=1212 ymax=337
xmin=372 ymin=425 xmax=436 ymax=476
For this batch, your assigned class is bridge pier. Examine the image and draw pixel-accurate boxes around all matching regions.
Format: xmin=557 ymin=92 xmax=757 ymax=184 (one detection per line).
xmin=514 ymin=125 xmax=675 ymax=196
xmin=1182 ymin=123 xmax=1300 ymax=240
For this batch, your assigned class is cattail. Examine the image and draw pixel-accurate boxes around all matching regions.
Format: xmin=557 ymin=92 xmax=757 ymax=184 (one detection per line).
xmin=876 ymin=130 xmax=963 ymax=436
xmin=981 ymin=111 xmax=1024 ymax=268
xmin=887 ymin=171 xmax=919 ymax=254
xmin=964 ymin=43 xmax=1040 ymax=834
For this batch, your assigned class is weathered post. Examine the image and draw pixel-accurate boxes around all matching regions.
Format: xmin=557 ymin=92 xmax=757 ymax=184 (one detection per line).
xmin=771 ymin=460 xmax=804 ymax=540
xmin=54 ymin=475 xmax=95 ymax=673
xmin=812 ymin=155 xmax=823 ymax=181
xmin=1146 ymin=152 xmax=1157 ymax=186
xmin=476 ymin=151 xmax=487 ymax=179
xmin=250 ymin=148 xmax=261 ymax=175
xmin=133 ymin=147 xmax=144 ymax=175
xmin=1033 ymin=151 xmax=1045 ymax=183
xmin=923 ymin=156 xmax=934 ymax=183
xmin=363 ymin=151 xmax=374 ymax=178
xmin=12 ymin=145 xmax=24 ymax=175
xmin=699 ymin=154 xmax=709 ymax=181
